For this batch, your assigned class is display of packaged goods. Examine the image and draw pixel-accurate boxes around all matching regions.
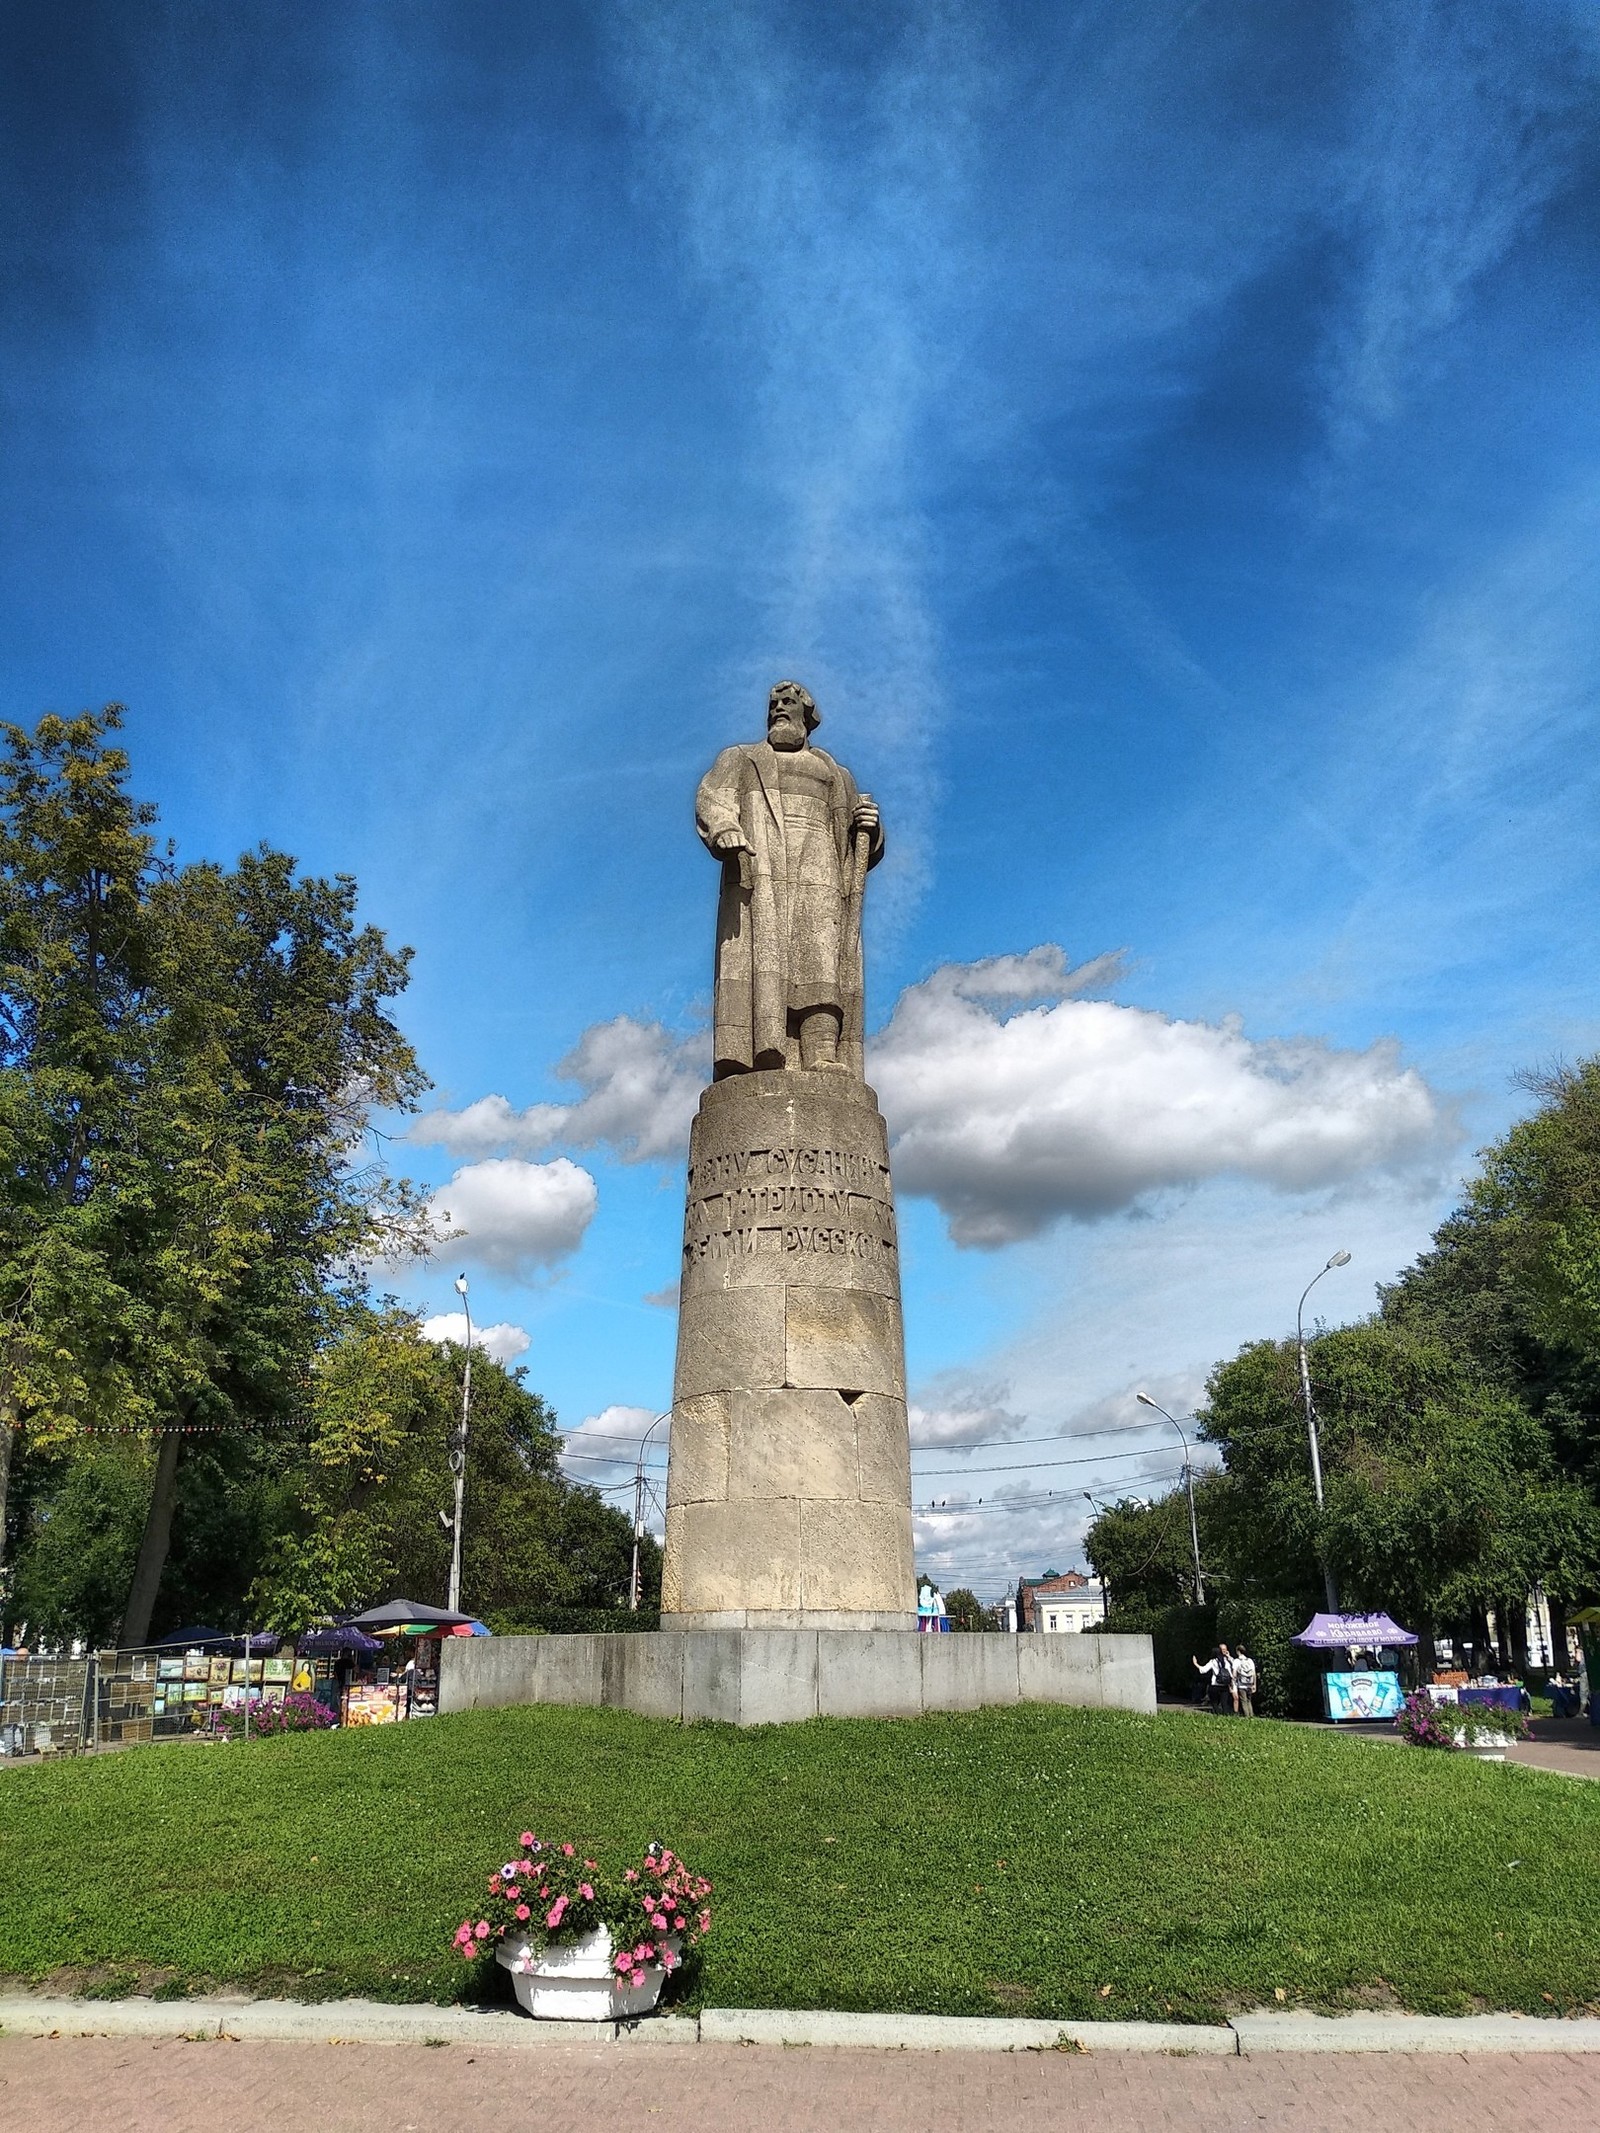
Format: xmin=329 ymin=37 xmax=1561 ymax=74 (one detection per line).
xmin=344 ymin=1687 xmax=400 ymax=1726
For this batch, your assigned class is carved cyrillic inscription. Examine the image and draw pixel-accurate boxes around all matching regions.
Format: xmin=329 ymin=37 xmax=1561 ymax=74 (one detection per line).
xmin=682 ymin=1141 xmax=898 ymax=1274
xmin=688 ymin=1143 xmax=892 ymax=1198
xmin=683 ymin=1221 xmax=898 ymax=1271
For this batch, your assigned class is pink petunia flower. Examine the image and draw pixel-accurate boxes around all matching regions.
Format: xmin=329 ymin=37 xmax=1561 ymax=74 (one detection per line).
xmin=562 ymin=1843 xmax=575 ymax=1856
xmin=547 ymin=1896 xmax=568 ymax=1930
xmin=520 ymin=1832 xmax=536 ymax=1848
xmin=515 ymin=1904 xmax=530 ymax=1922
xmin=579 ymin=1883 xmax=593 ymax=1901
xmin=474 ymin=1921 xmax=490 ymax=1940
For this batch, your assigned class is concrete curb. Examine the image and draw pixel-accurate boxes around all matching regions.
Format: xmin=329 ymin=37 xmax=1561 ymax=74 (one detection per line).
xmin=698 ymin=2007 xmax=1234 ymax=2053
xmin=1231 ymin=2012 xmax=1600 ymax=2054
xmin=2 ymin=1996 xmax=1598 ymax=2055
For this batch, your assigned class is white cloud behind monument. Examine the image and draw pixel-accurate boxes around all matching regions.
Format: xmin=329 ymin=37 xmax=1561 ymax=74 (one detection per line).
xmin=413 ymin=950 xmax=1451 ymax=1255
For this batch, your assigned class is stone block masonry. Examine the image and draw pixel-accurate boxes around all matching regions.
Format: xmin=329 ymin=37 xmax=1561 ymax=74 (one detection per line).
xmin=662 ymin=1068 xmax=917 ymax=1630
xmin=439 ymin=1630 xmax=1158 ymax=1725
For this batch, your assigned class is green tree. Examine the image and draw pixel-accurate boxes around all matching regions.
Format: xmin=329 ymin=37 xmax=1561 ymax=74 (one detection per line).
xmin=0 ymin=706 xmax=161 ymax=1620
xmin=942 ymin=1586 xmax=986 ymax=1631
xmin=114 ymin=846 xmax=428 ymax=1642
xmin=1383 ymin=1060 xmax=1600 ymax=1499
xmin=0 ymin=708 xmax=430 ymax=1643
xmin=249 ymin=1313 xmax=649 ymax=1635
xmin=1199 ymin=1323 xmax=1598 ymax=1657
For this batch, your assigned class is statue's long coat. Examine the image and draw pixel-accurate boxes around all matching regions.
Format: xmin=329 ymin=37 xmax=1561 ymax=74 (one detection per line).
xmin=696 ymin=741 xmax=884 ymax=1075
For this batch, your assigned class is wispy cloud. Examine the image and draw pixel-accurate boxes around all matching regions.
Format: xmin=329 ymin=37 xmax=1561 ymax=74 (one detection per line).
xmin=1320 ymin=1 xmax=1599 ymax=461
xmin=604 ymin=0 xmax=1002 ymax=924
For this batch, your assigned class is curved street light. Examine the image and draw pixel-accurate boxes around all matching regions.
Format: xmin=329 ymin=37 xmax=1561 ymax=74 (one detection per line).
xmin=629 ymin=1411 xmax=671 ymax=1612
xmin=447 ymin=1274 xmax=473 ymax=1614
xmin=1134 ymin=1393 xmax=1205 ymax=1604
xmin=1297 ymin=1250 xmax=1350 ymax=1611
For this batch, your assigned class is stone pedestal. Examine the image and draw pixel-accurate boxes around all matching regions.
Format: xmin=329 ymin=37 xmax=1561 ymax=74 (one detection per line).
xmin=661 ymin=1068 xmax=915 ymax=1629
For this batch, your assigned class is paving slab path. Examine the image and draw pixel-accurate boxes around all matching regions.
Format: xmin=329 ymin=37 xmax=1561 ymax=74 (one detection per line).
xmin=3 ymin=2034 xmax=1599 ymax=2133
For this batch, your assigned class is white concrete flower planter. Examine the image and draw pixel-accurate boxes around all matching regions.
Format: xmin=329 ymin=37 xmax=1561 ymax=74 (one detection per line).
xmin=1462 ymin=1729 xmax=1509 ymax=1761
xmin=495 ymin=1927 xmax=680 ymax=2022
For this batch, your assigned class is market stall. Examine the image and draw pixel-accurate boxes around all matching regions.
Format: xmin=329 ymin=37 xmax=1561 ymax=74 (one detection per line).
xmin=324 ymin=1598 xmax=485 ymax=1723
xmin=294 ymin=1625 xmax=384 ymax=1720
xmin=1291 ymin=1610 xmax=1417 ymax=1721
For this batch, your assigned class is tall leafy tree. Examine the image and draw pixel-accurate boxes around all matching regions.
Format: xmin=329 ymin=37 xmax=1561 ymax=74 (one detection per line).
xmin=0 ymin=707 xmax=160 ymax=1615
xmin=0 ymin=708 xmax=430 ymax=1642
xmin=114 ymin=847 xmax=429 ymax=1643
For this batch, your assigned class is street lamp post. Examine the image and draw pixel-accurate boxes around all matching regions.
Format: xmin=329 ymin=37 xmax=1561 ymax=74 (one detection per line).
xmin=447 ymin=1274 xmax=473 ymax=1615
xmin=629 ymin=1411 xmax=670 ymax=1611
xmin=1134 ymin=1393 xmax=1205 ymax=1605
xmin=1297 ymin=1250 xmax=1351 ymax=1612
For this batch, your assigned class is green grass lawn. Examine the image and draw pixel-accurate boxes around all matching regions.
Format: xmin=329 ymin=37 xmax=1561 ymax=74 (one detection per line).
xmin=1 ymin=1703 xmax=1596 ymax=2022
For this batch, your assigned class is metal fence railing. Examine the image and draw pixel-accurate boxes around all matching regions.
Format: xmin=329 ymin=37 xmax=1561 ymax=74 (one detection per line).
xmin=0 ymin=1654 xmax=95 ymax=1758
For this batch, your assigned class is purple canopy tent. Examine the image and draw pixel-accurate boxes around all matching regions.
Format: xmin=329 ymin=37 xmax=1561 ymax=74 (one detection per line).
xmin=1291 ymin=1611 xmax=1417 ymax=1649
xmin=298 ymin=1625 xmax=384 ymax=1658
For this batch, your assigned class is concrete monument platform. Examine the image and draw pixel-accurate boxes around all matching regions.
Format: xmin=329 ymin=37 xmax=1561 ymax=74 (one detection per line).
xmin=439 ymin=1627 xmax=1156 ymax=1726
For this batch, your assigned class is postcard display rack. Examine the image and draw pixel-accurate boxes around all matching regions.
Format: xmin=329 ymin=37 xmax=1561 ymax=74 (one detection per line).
xmin=146 ymin=1650 xmax=296 ymax=1732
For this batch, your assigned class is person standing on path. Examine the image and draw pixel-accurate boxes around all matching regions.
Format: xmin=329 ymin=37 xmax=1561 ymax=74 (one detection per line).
xmin=1232 ymin=1647 xmax=1257 ymax=1717
xmin=1192 ymin=1648 xmax=1222 ymax=1708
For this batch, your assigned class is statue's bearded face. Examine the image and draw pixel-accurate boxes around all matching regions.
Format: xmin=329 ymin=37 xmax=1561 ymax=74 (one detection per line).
xmin=767 ymin=685 xmax=814 ymax=753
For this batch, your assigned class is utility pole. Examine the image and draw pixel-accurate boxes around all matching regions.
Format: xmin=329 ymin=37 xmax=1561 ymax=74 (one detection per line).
xmin=1297 ymin=1251 xmax=1351 ymax=1613
xmin=1134 ymin=1394 xmax=1206 ymax=1605
xmin=447 ymin=1275 xmax=473 ymax=1614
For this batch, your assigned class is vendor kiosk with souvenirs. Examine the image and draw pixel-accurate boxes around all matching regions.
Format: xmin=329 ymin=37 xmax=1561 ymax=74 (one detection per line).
xmin=297 ymin=1599 xmax=486 ymax=1725
xmin=1291 ymin=1610 xmax=1417 ymax=1720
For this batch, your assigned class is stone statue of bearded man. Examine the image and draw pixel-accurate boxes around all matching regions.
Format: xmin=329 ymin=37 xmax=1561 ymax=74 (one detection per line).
xmin=696 ymin=681 xmax=883 ymax=1079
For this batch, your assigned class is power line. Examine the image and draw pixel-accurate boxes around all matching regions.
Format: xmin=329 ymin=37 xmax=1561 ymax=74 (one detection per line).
xmin=911 ymin=1445 xmax=1218 ymax=1479
xmin=913 ymin=1473 xmax=1186 ymax=1516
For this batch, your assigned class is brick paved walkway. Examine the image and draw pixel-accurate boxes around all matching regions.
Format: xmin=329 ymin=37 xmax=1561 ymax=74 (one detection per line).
xmin=3 ymin=2036 xmax=1597 ymax=2132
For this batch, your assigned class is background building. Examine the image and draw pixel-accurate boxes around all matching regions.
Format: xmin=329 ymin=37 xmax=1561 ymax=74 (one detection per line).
xmin=1011 ymin=1570 xmax=1108 ymax=1634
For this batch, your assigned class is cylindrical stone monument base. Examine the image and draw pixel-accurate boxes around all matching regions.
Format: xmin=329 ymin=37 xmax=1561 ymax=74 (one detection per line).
xmin=661 ymin=1068 xmax=916 ymax=1630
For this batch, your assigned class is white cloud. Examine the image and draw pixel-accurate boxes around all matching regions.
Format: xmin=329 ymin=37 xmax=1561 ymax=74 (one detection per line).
xmin=424 ymin=1158 xmax=597 ymax=1280
xmin=409 ymin=1018 xmax=706 ymax=1166
xmin=561 ymin=1404 xmax=669 ymax=1516
xmin=419 ymin=1314 xmax=532 ymax=1367
xmin=873 ymin=948 xmax=1452 ymax=1247
xmin=908 ymin=1383 xmax=1026 ymax=1450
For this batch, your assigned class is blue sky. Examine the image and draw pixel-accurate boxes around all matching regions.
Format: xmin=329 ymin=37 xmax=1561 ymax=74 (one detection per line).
xmin=5 ymin=1 xmax=1599 ymax=1598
